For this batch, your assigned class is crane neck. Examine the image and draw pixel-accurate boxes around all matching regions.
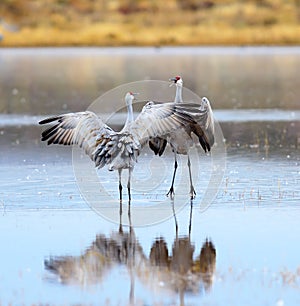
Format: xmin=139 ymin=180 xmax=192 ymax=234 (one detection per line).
xmin=125 ymin=101 xmax=134 ymax=126
xmin=175 ymin=85 xmax=183 ymax=103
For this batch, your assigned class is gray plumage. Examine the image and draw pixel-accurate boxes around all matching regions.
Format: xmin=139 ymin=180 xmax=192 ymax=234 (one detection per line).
xmin=148 ymin=76 xmax=215 ymax=199
xmin=39 ymin=92 xmax=209 ymax=201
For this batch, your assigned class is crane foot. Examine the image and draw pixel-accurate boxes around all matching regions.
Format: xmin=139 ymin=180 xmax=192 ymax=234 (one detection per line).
xmin=166 ymin=186 xmax=175 ymax=199
xmin=190 ymin=186 xmax=196 ymax=200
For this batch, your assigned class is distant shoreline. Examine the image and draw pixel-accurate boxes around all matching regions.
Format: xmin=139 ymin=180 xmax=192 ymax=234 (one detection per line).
xmin=1 ymin=24 xmax=300 ymax=47
xmin=1 ymin=46 xmax=300 ymax=53
xmin=2 ymin=0 xmax=300 ymax=47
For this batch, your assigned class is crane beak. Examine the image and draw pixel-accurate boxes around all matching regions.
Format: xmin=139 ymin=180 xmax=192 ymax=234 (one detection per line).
xmin=169 ymin=77 xmax=176 ymax=87
xmin=132 ymin=92 xmax=139 ymax=100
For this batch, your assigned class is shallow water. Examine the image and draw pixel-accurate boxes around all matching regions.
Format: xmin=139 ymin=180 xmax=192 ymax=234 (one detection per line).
xmin=0 ymin=47 xmax=300 ymax=305
xmin=1 ymin=151 xmax=299 ymax=305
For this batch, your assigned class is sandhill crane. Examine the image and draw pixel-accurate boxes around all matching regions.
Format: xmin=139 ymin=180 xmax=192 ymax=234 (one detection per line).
xmin=39 ymin=92 xmax=210 ymax=201
xmin=170 ymin=76 xmax=183 ymax=103
xmin=149 ymin=76 xmax=215 ymax=199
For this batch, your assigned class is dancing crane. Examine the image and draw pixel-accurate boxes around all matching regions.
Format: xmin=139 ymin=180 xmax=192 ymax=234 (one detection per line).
xmin=149 ymin=76 xmax=215 ymax=199
xmin=39 ymin=92 xmax=210 ymax=201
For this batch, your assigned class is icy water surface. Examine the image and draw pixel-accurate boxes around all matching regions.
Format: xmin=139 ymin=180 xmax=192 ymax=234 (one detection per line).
xmin=0 ymin=47 xmax=300 ymax=305
xmin=0 ymin=145 xmax=299 ymax=305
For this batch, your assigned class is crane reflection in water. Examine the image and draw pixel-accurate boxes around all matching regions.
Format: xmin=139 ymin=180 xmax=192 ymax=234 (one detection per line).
xmin=44 ymin=202 xmax=216 ymax=305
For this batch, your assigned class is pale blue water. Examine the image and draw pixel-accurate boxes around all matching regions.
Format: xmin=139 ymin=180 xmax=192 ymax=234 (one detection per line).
xmin=0 ymin=47 xmax=299 ymax=305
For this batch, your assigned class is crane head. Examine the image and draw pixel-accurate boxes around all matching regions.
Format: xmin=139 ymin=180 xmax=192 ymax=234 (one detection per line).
xmin=125 ymin=92 xmax=139 ymax=105
xmin=169 ymin=76 xmax=183 ymax=87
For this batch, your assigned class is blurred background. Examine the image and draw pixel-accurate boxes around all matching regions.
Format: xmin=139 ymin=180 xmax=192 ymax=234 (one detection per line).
xmin=0 ymin=0 xmax=300 ymax=46
xmin=0 ymin=1 xmax=299 ymax=157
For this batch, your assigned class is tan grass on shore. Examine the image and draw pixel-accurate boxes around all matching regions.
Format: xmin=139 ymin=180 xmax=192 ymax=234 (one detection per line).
xmin=1 ymin=0 xmax=300 ymax=46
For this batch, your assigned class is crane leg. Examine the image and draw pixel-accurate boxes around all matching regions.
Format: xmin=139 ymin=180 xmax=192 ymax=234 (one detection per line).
xmin=118 ymin=169 xmax=122 ymax=201
xmin=119 ymin=199 xmax=123 ymax=233
xmin=166 ymin=152 xmax=177 ymax=199
xmin=188 ymin=199 xmax=193 ymax=239
xmin=128 ymin=199 xmax=132 ymax=228
xmin=127 ymin=169 xmax=132 ymax=202
xmin=171 ymin=199 xmax=178 ymax=237
xmin=187 ymin=154 xmax=196 ymax=199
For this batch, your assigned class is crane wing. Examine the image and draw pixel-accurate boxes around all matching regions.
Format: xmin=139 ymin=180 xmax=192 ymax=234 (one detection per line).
xmin=127 ymin=102 xmax=194 ymax=144
xmin=127 ymin=101 xmax=211 ymax=153
xmin=39 ymin=111 xmax=113 ymax=160
xmin=148 ymin=137 xmax=168 ymax=156
xmin=169 ymin=102 xmax=214 ymax=151
xmin=92 ymin=102 xmax=200 ymax=170
xmin=193 ymin=98 xmax=215 ymax=147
